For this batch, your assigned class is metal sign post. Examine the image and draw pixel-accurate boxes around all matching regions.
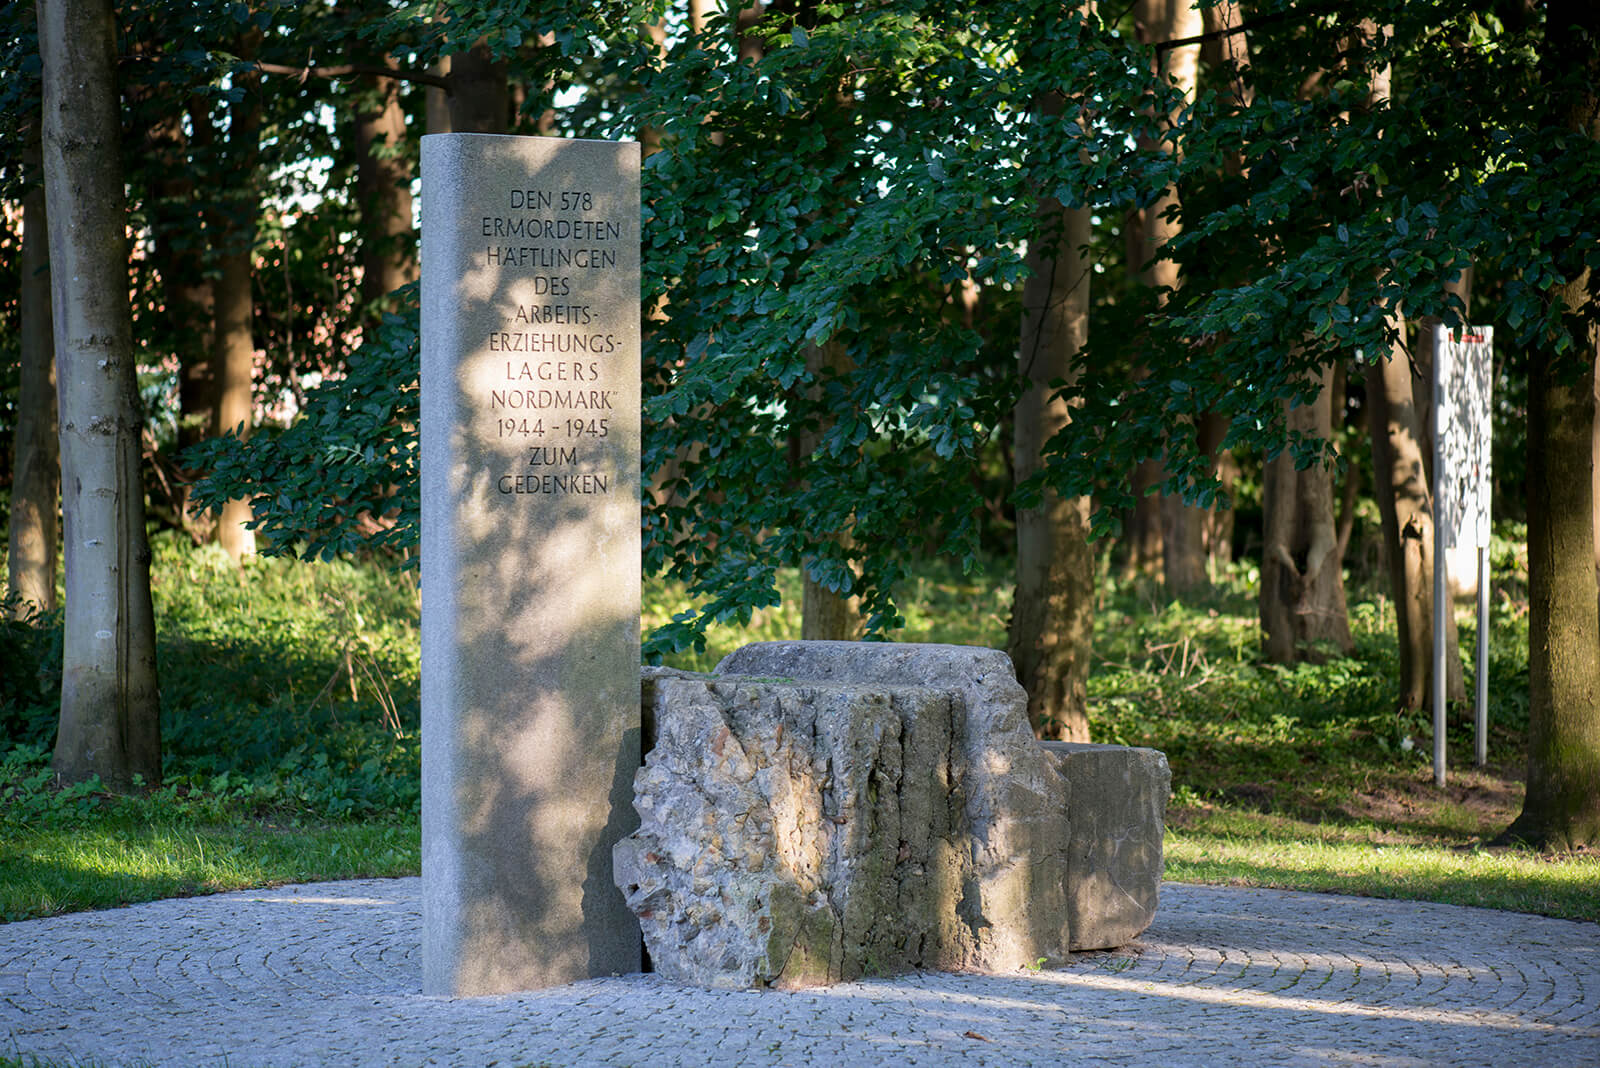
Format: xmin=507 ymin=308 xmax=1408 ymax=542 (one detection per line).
xmin=1432 ymin=324 xmax=1494 ymax=786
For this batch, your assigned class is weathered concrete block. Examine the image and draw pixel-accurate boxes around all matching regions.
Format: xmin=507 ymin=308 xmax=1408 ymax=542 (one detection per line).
xmin=620 ymin=645 xmax=1079 ymax=987
xmin=618 ymin=643 xmax=1169 ymax=988
xmin=715 ymin=642 xmax=1078 ymax=969
xmin=616 ymin=672 xmax=966 ymax=988
xmin=1038 ymin=742 xmax=1170 ymax=950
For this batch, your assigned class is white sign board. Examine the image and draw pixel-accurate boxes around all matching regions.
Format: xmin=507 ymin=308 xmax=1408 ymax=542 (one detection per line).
xmin=1433 ymin=325 xmax=1493 ymax=549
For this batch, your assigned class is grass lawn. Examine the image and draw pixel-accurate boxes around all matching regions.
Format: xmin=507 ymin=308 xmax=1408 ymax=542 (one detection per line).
xmin=2 ymin=531 xmax=1596 ymax=925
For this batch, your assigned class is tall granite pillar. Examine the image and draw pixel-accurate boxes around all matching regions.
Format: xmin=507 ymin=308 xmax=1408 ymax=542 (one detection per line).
xmin=420 ymin=134 xmax=642 ymax=996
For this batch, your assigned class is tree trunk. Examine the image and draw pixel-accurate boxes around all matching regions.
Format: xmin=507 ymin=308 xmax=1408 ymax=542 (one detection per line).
xmin=1131 ymin=0 xmax=1211 ymax=596
xmin=37 ymin=0 xmax=161 ymax=789
xmin=356 ymin=53 xmax=417 ymax=319
xmin=8 ymin=122 xmax=59 ymax=619
xmin=1366 ymin=319 xmax=1466 ymax=710
xmin=801 ymin=578 xmax=860 ymax=641
xmin=1199 ymin=409 xmax=1236 ymax=569
xmin=207 ymin=31 xmax=263 ymax=563
xmin=798 ymin=338 xmax=862 ymax=640
xmin=1510 ymin=335 xmax=1600 ymax=848
xmin=427 ymin=56 xmax=452 ymax=135
xmin=138 ymin=97 xmax=214 ymax=537
xmin=448 ymin=41 xmax=509 ymax=134
xmin=1011 ymin=113 xmax=1094 ymax=743
xmin=177 ymin=99 xmax=220 ymax=465
xmin=1191 ymin=1 xmax=1253 ymax=582
xmin=1260 ymin=365 xmax=1354 ymax=663
xmin=1123 ymin=462 xmax=1164 ymax=578
xmin=210 ymin=247 xmax=258 ymax=562
xmin=1504 ymin=0 xmax=1600 ymax=849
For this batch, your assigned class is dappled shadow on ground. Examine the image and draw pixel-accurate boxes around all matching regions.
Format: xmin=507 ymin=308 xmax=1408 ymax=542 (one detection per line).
xmin=1167 ymin=762 xmax=1527 ymax=847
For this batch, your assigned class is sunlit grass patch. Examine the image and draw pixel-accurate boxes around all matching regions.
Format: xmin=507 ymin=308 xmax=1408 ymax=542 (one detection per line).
xmin=1165 ymin=820 xmax=1600 ymax=923
xmin=0 ymin=818 xmax=418 ymax=922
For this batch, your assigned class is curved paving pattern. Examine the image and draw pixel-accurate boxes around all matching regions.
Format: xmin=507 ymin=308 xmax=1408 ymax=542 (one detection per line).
xmin=2 ymin=880 xmax=1596 ymax=1067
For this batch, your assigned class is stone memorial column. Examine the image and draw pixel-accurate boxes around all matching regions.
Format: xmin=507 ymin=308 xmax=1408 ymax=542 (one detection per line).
xmin=420 ymin=134 xmax=641 ymax=996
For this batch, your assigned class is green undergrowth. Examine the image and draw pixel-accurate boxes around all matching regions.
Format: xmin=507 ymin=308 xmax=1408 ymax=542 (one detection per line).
xmin=2 ymin=529 xmax=1594 ymax=925
xmin=2 ymin=533 xmax=424 ymax=919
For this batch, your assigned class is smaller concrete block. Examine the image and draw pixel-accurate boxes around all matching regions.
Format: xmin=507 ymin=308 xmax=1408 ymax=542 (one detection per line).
xmin=1039 ymin=742 xmax=1171 ymax=950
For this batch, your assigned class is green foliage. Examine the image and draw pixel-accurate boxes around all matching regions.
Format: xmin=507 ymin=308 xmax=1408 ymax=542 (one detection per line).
xmin=629 ymin=2 xmax=1178 ymax=658
xmin=150 ymin=535 xmax=422 ymax=818
xmin=1 ymin=533 xmax=421 ymax=823
xmin=0 ymin=596 xmax=59 ymax=749
xmin=187 ymin=285 xmax=421 ymax=563
xmin=173 ymin=0 xmax=1584 ymax=675
xmin=1 ymin=535 xmax=1588 ymax=921
xmin=1043 ymin=1 xmax=1600 ymax=526
xmin=0 ymin=538 xmax=424 ymax=919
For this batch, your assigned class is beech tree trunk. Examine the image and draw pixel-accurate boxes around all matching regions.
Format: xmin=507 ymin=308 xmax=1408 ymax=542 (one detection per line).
xmin=1512 ymin=328 xmax=1600 ymax=848
xmin=448 ymin=41 xmax=509 ymax=134
xmin=1362 ymin=49 xmax=1464 ymax=710
xmin=207 ymin=31 xmax=263 ymax=563
xmin=37 ymin=0 xmax=161 ymax=789
xmin=1011 ymin=109 xmax=1094 ymax=743
xmin=1130 ymin=0 xmax=1212 ymax=596
xmin=1260 ymin=365 xmax=1354 ymax=663
xmin=1366 ymin=319 xmax=1466 ymax=710
xmin=8 ymin=123 xmax=59 ymax=618
xmin=177 ymin=99 xmax=219 ymax=464
xmin=1199 ymin=410 xmax=1236 ymax=570
xmin=1505 ymin=0 xmax=1600 ymax=848
xmin=1123 ymin=462 xmax=1164 ymax=578
xmin=356 ymin=53 xmax=417 ymax=317
xmin=427 ymin=56 xmax=453 ymax=135
xmin=799 ymin=338 xmax=863 ymax=641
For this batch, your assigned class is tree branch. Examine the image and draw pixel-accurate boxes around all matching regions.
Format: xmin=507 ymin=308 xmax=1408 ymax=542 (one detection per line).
xmin=254 ymin=61 xmax=452 ymax=93
xmin=1154 ymin=2 xmax=1338 ymax=55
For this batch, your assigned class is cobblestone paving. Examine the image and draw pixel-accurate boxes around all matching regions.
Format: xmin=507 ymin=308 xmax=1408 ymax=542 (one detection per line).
xmin=2 ymin=880 xmax=1596 ymax=1067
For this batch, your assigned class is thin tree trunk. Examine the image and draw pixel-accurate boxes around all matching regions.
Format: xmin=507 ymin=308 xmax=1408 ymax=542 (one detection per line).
xmin=1123 ymin=462 xmax=1164 ymax=578
xmin=139 ymin=99 xmax=214 ymax=538
xmin=1130 ymin=0 xmax=1211 ymax=595
xmin=1192 ymin=0 xmax=1252 ymax=581
xmin=208 ymin=31 xmax=263 ymax=563
xmin=1367 ymin=319 xmax=1466 ymax=709
xmin=38 ymin=0 xmax=161 ymax=789
xmin=798 ymin=338 xmax=863 ymax=641
xmin=1363 ymin=47 xmax=1465 ymax=707
xmin=9 ymin=122 xmax=59 ymax=618
xmin=1260 ymin=365 xmax=1354 ymax=663
xmin=1011 ymin=97 xmax=1094 ymax=742
xmin=737 ymin=3 xmax=766 ymax=64
xmin=1198 ymin=409 xmax=1236 ymax=569
xmin=178 ymin=99 xmax=220 ymax=469
xmin=356 ymin=53 xmax=417 ymax=318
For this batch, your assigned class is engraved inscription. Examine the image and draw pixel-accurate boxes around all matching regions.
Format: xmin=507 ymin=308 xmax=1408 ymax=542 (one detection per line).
xmin=480 ymin=185 xmax=627 ymax=495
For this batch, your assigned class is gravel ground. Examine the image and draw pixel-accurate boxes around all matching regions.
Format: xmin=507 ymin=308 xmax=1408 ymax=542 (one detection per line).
xmin=2 ymin=879 xmax=1596 ymax=1067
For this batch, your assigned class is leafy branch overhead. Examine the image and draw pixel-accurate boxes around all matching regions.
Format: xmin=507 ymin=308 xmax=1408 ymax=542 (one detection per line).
xmin=178 ymin=0 xmax=1600 ymax=668
xmin=188 ymin=285 xmax=421 ymax=564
